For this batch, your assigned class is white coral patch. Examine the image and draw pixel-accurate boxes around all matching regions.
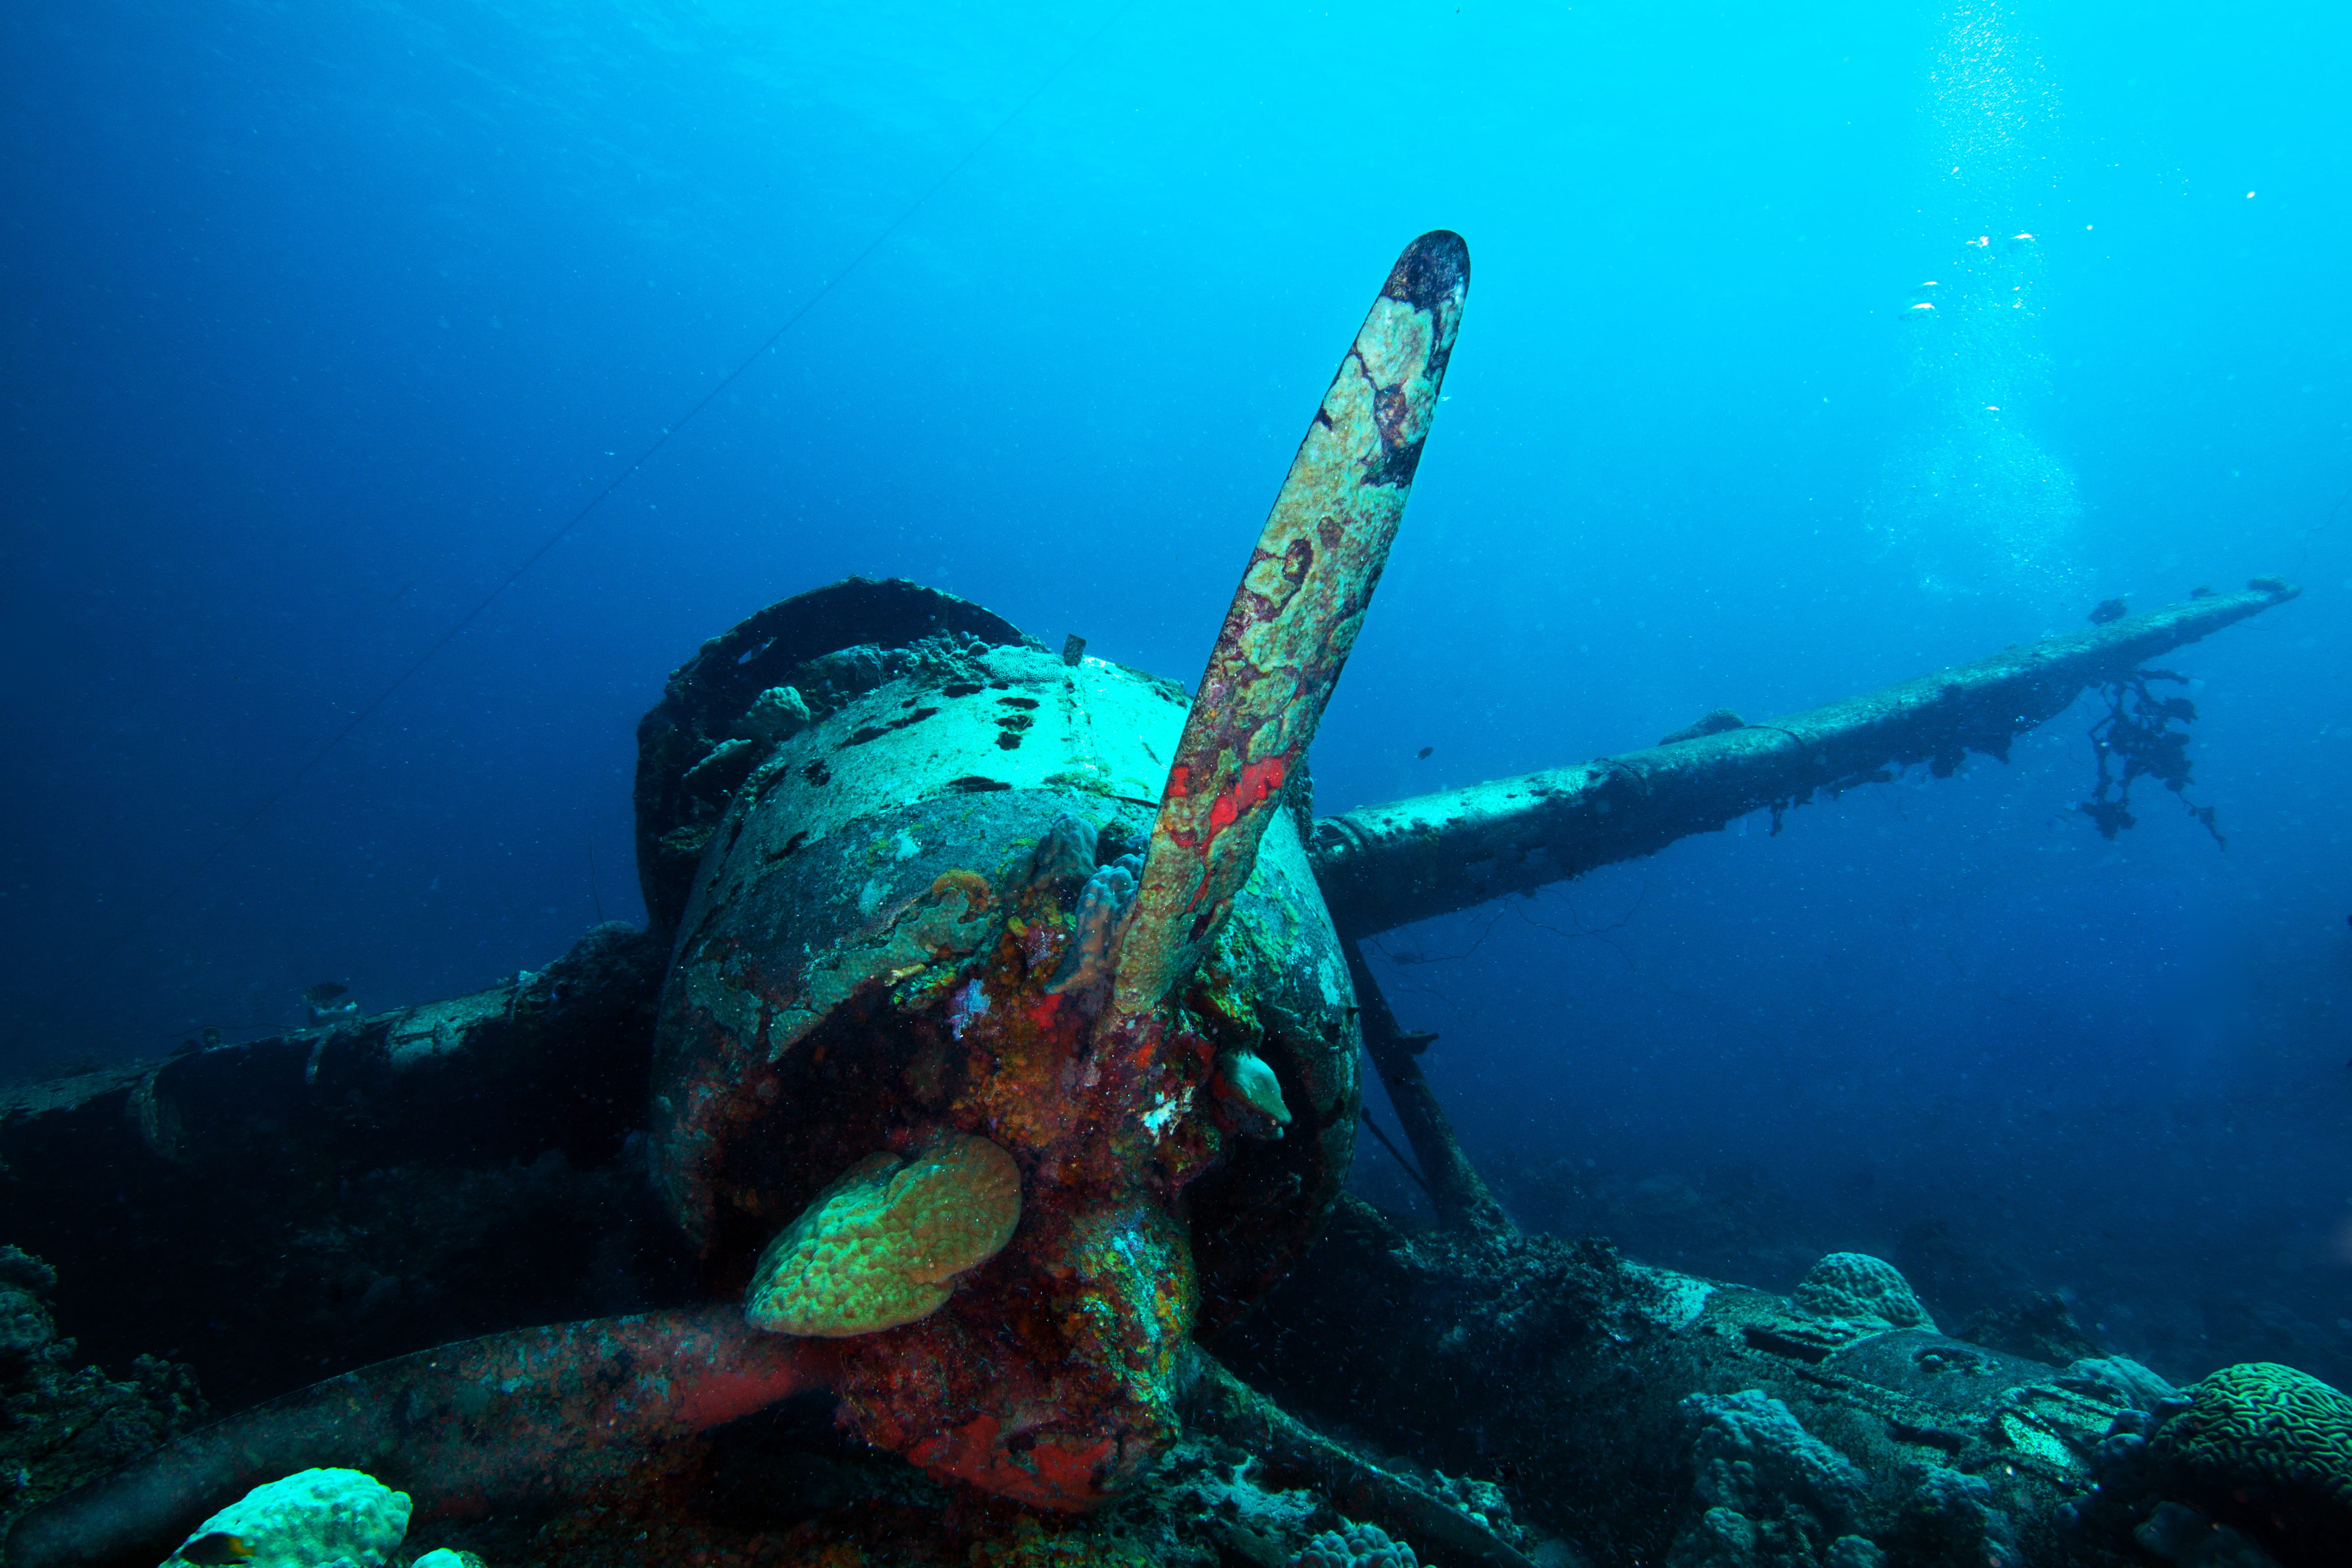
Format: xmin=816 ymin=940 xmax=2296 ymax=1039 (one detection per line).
xmin=1626 ymin=1263 xmax=1715 ymax=1330
xmin=1139 ymin=1085 xmax=1194 ymax=1136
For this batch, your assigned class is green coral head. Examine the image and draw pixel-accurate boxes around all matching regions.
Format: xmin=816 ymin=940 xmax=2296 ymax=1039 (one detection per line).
xmin=744 ymin=1131 xmax=1022 ymax=1338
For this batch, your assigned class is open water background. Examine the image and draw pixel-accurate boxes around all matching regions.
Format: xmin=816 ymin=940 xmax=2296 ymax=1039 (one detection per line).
xmin=5 ymin=0 xmax=2349 ymax=1384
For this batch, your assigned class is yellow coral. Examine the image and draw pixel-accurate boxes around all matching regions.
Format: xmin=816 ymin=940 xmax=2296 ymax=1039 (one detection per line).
xmin=745 ymin=1132 xmax=1022 ymax=1337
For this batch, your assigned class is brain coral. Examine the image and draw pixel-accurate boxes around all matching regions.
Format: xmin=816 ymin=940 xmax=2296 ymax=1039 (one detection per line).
xmin=2151 ymin=1361 xmax=2352 ymax=1550
xmin=1292 ymin=1520 xmax=1417 ymax=1568
xmin=167 ymin=1468 xmax=410 ymax=1568
xmin=745 ymin=1132 xmax=1022 ymax=1337
xmin=1792 ymin=1252 xmax=1936 ymax=1331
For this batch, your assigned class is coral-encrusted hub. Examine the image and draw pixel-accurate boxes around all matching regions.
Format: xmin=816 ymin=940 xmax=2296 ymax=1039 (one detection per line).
xmin=643 ymin=600 xmax=1359 ymax=1508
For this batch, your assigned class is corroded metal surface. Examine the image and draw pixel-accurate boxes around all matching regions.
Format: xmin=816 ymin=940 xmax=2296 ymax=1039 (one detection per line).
xmin=632 ymin=578 xmax=1038 ymax=937
xmin=1114 ymin=231 xmax=1470 ymax=1015
xmin=1312 ymin=580 xmax=2301 ymax=939
xmin=3 ymin=1310 xmax=825 ymax=1568
xmin=647 ymin=621 xmax=1356 ymax=1508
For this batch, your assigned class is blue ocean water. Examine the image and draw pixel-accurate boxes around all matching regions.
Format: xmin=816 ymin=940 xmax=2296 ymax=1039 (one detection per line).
xmin=3 ymin=0 xmax=2347 ymax=1389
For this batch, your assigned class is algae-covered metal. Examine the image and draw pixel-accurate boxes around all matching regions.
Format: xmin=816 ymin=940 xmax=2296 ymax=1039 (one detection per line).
xmin=647 ymin=623 xmax=1357 ymax=1268
xmin=642 ymin=606 xmax=1361 ymax=1504
xmin=630 ymin=235 xmax=1472 ymax=1507
xmin=3 ymin=1309 xmax=823 ymax=1568
xmin=628 ymin=234 xmax=1474 ymax=1507
xmin=1115 ymin=231 xmax=1470 ymax=1016
xmin=1311 ymin=580 xmax=2302 ymax=939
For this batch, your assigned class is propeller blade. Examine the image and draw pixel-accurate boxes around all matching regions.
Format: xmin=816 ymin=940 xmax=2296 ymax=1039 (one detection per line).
xmin=5 ymin=1310 xmax=828 ymax=1568
xmin=1113 ymin=231 xmax=1469 ymax=1015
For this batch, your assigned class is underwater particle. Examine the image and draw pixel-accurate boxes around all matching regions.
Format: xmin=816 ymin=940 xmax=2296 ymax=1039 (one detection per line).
xmin=1791 ymin=1252 xmax=1936 ymax=1330
xmin=163 ymin=1468 xmax=411 ymax=1568
xmin=744 ymin=1132 xmax=1022 ymax=1338
xmin=735 ymin=685 xmax=812 ymax=743
xmin=1213 ymin=1048 xmax=1290 ymax=1136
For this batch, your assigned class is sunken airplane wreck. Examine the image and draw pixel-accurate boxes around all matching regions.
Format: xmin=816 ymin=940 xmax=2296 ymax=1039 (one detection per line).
xmin=0 ymin=234 xmax=2323 ymax=1568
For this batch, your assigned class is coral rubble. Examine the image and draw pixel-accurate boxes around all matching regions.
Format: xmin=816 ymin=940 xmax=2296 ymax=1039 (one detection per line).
xmin=0 ymin=1247 xmax=206 ymax=1538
